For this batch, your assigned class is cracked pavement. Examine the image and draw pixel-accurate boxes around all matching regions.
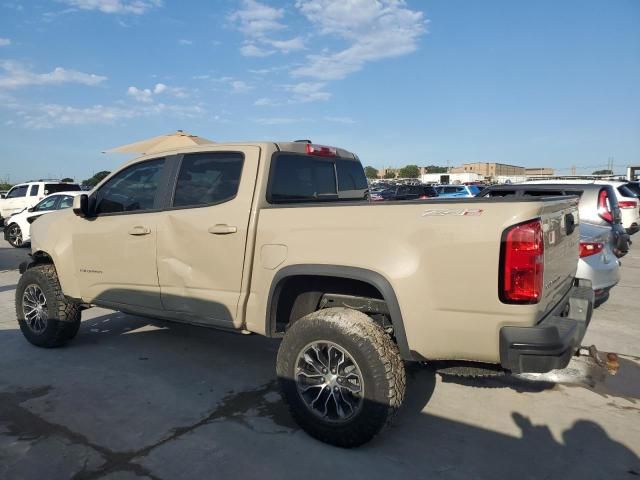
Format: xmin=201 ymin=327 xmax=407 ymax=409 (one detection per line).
xmin=0 ymin=239 xmax=638 ymax=479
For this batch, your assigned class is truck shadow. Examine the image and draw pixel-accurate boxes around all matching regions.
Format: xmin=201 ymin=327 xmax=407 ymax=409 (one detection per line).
xmin=0 ymin=312 xmax=638 ymax=479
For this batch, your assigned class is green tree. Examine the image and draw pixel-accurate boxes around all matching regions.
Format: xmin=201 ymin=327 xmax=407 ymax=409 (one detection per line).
xmin=0 ymin=183 xmax=12 ymax=191
xmin=592 ymin=169 xmax=613 ymax=175
xmin=424 ymin=165 xmax=447 ymax=173
xmin=61 ymin=177 xmax=74 ymax=183
xmin=398 ymin=165 xmax=420 ymax=178
xmin=82 ymin=170 xmax=111 ymax=187
xmin=383 ymin=170 xmax=396 ymax=179
xmin=364 ymin=166 xmax=379 ymax=179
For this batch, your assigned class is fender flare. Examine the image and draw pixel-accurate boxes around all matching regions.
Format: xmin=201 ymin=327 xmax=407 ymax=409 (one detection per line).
xmin=267 ymin=264 xmax=414 ymax=361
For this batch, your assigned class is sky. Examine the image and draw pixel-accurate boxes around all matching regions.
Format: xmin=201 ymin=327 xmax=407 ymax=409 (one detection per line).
xmin=0 ymin=0 xmax=639 ymax=183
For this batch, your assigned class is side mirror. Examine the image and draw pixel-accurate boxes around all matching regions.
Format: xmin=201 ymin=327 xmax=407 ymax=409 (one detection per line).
xmin=73 ymin=194 xmax=90 ymax=217
xmin=27 ymin=207 xmax=35 ymax=212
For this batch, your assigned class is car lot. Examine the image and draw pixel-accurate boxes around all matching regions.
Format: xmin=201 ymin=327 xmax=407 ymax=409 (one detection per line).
xmin=0 ymin=238 xmax=638 ymax=479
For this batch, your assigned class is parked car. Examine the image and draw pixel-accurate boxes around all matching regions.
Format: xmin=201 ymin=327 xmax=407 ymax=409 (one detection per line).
xmin=480 ymin=183 xmax=631 ymax=257
xmin=577 ymin=223 xmax=620 ymax=308
xmin=598 ymin=181 xmax=640 ymax=234
xmin=435 ymin=184 xmax=482 ymax=197
xmin=370 ymin=184 xmax=437 ymax=201
xmin=3 ymin=192 xmax=81 ymax=248
xmin=18 ymin=140 xmax=592 ymax=447
xmin=526 ymin=180 xmax=640 ymax=234
xmin=0 ymin=180 xmax=81 ymax=226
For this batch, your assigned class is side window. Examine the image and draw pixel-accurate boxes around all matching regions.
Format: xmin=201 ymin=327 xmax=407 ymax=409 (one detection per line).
xmin=29 ymin=185 xmax=39 ymax=196
xmin=336 ymin=159 xmax=368 ymax=199
xmin=6 ymin=185 xmax=28 ymax=198
xmin=94 ymin=159 xmax=165 ymax=215
xmin=173 ymin=152 xmax=244 ymax=208
xmin=58 ymin=195 xmax=75 ymax=209
xmin=268 ymin=154 xmax=337 ymax=203
xmin=45 ymin=183 xmax=81 ymax=195
xmin=33 ymin=196 xmax=59 ymax=211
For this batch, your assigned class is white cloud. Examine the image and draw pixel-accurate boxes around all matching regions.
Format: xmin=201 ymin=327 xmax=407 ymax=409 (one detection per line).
xmin=240 ymin=42 xmax=274 ymax=57
xmin=324 ymin=116 xmax=355 ymax=124
xmin=178 ymin=39 xmax=193 ymax=45
xmin=231 ymin=80 xmax=253 ymax=93
xmin=0 ymin=60 xmax=106 ymax=89
xmin=16 ymin=101 xmax=203 ymax=129
xmin=254 ymin=97 xmax=279 ymax=106
xmin=60 ymin=0 xmax=162 ymax=15
xmin=127 ymin=86 xmax=153 ymax=102
xmin=255 ymin=117 xmax=304 ymax=125
xmin=127 ymin=82 xmax=188 ymax=102
xmin=229 ymin=0 xmax=284 ymax=38
xmin=285 ymin=82 xmax=331 ymax=102
xmin=264 ymin=36 xmax=305 ymax=53
xmin=293 ymin=0 xmax=426 ymax=80
xmin=0 ymin=38 xmax=11 ymax=47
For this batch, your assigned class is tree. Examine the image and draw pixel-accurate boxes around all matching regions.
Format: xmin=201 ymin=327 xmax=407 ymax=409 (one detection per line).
xmin=0 ymin=182 xmax=12 ymax=191
xmin=592 ymin=169 xmax=613 ymax=175
xmin=383 ymin=170 xmax=396 ymax=179
xmin=61 ymin=177 xmax=74 ymax=183
xmin=398 ymin=165 xmax=420 ymax=178
xmin=364 ymin=166 xmax=379 ymax=179
xmin=82 ymin=170 xmax=111 ymax=187
xmin=424 ymin=165 xmax=447 ymax=173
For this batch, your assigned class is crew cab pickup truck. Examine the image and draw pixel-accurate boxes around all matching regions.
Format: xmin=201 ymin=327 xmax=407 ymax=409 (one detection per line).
xmin=16 ymin=141 xmax=593 ymax=447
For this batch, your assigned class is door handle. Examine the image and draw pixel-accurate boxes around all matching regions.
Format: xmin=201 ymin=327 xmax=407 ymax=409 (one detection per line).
xmin=208 ymin=224 xmax=237 ymax=235
xmin=128 ymin=226 xmax=151 ymax=236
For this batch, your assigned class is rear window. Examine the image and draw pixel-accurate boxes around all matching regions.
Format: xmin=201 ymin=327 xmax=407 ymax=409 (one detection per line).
xmin=45 ymin=183 xmax=81 ymax=195
xmin=624 ymin=183 xmax=640 ymax=196
xmin=618 ymin=185 xmax=639 ymax=198
xmin=268 ymin=154 xmax=367 ymax=203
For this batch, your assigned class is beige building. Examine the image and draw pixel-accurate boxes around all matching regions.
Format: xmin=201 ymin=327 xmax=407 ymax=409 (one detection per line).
xmin=451 ymin=162 xmax=526 ymax=177
xmin=525 ymin=167 xmax=555 ymax=176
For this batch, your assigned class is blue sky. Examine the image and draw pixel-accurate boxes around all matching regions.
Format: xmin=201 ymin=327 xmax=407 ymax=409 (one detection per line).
xmin=0 ymin=0 xmax=639 ymax=182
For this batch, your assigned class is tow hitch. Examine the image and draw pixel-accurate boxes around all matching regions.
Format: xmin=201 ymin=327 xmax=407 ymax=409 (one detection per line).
xmin=577 ymin=344 xmax=620 ymax=376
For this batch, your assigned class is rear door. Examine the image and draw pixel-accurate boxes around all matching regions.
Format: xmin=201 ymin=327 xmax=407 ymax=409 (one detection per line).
xmin=156 ymin=147 xmax=261 ymax=327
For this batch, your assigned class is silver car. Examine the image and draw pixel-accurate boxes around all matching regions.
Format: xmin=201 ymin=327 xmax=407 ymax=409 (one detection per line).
xmin=577 ymin=223 xmax=620 ymax=307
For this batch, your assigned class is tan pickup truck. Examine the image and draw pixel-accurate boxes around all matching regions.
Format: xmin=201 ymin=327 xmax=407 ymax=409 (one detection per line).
xmin=16 ymin=141 xmax=593 ymax=447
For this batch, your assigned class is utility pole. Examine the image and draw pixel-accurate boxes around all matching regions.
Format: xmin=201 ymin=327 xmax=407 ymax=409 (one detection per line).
xmin=571 ymin=165 xmax=576 ymax=176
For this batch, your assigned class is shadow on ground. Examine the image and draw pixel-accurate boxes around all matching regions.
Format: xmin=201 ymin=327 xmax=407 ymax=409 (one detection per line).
xmin=1 ymin=312 xmax=638 ymax=480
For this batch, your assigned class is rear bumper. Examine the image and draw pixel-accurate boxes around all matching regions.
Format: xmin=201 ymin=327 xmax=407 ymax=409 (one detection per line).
xmin=499 ymin=279 xmax=594 ymax=374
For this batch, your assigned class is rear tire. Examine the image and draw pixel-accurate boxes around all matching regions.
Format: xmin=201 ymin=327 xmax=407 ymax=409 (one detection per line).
xmin=16 ymin=264 xmax=81 ymax=348
xmin=276 ymin=307 xmax=406 ymax=447
xmin=6 ymin=223 xmax=26 ymax=248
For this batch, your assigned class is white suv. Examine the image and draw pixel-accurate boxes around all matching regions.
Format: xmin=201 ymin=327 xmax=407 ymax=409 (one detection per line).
xmin=0 ymin=180 xmax=81 ymax=225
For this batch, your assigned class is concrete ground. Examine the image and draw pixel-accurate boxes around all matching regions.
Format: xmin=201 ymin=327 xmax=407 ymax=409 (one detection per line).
xmin=0 ymin=237 xmax=638 ymax=480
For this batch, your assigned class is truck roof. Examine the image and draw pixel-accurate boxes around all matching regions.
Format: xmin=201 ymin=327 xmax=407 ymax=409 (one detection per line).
xmin=128 ymin=141 xmax=358 ymax=162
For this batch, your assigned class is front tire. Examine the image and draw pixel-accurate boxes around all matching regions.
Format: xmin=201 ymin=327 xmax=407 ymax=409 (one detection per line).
xmin=16 ymin=264 xmax=81 ymax=348
xmin=276 ymin=307 xmax=406 ymax=447
xmin=6 ymin=223 xmax=26 ymax=248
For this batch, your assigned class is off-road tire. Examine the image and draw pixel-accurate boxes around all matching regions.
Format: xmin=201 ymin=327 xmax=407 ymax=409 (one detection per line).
xmin=6 ymin=223 xmax=26 ymax=248
xmin=16 ymin=264 xmax=81 ymax=348
xmin=276 ymin=307 xmax=406 ymax=448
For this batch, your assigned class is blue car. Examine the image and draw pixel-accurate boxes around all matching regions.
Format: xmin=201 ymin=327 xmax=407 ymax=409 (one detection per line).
xmin=435 ymin=185 xmax=483 ymax=198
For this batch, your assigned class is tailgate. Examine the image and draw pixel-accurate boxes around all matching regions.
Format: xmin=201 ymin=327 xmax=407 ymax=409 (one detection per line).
xmin=538 ymin=197 xmax=580 ymax=319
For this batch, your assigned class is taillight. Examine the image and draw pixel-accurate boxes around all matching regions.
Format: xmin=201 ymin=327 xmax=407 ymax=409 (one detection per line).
xmin=618 ymin=200 xmax=637 ymax=209
xmin=500 ymin=219 xmax=544 ymax=304
xmin=597 ymin=189 xmax=613 ymax=223
xmin=306 ymin=143 xmax=337 ymax=157
xmin=580 ymin=241 xmax=604 ymax=258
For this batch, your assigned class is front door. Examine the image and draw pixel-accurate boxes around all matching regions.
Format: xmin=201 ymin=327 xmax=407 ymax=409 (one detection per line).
xmin=156 ymin=148 xmax=260 ymax=327
xmin=72 ymin=158 xmax=168 ymax=310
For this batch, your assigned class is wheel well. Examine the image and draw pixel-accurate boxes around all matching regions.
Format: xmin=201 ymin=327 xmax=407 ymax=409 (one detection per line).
xmin=271 ymin=275 xmax=385 ymax=335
